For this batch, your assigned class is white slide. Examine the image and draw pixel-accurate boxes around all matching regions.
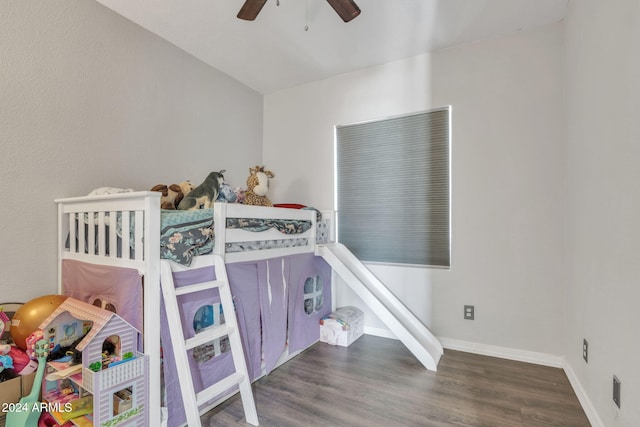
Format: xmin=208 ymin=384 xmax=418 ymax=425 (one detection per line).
xmin=317 ymin=243 xmax=443 ymax=371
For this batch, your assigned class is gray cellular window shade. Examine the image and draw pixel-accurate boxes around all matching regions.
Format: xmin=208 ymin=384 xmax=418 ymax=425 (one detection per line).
xmin=336 ymin=107 xmax=450 ymax=267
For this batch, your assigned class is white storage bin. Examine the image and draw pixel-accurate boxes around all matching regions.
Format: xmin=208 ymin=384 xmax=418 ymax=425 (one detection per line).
xmin=319 ymin=306 xmax=364 ymax=347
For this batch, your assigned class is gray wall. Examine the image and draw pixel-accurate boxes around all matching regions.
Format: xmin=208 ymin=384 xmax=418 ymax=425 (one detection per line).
xmin=430 ymin=23 xmax=567 ymax=355
xmin=564 ymin=0 xmax=640 ymax=425
xmin=0 ymin=0 xmax=263 ymax=302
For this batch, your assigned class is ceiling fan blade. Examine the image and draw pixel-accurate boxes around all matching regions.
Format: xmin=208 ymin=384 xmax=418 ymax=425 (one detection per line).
xmin=237 ymin=0 xmax=268 ymax=21
xmin=326 ymin=0 xmax=361 ymax=22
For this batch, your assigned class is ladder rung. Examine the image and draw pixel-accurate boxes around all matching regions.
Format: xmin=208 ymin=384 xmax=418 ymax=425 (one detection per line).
xmin=185 ymin=324 xmax=235 ymax=350
xmin=175 ymin=280 xmax=224 ymax=296
xmin=196 ymin=372 xmax=245 ymax=406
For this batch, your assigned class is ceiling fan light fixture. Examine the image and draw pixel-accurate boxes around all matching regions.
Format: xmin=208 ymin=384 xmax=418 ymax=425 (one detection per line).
xmin=237 ymin=0 xmax=268 ymax=21
xmin=237 ymin=0 xmax=361 ymax=23
xmin=326 ymin=0 xmax=361 ymax=22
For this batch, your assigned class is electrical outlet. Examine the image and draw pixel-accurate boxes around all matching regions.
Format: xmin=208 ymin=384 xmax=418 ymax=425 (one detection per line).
xmin=613 ymin=376 xmax=621 ymax=408
xmin=464 ymin=305 xmax=474 ymax=320
xmin=583 ymin=339 xmax=588 ymax=363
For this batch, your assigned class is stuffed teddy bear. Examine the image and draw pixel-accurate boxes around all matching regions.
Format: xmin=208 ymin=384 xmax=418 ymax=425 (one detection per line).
xmin=150 ymin=183 xmax=185 ymax=210
xmin=244 ymin=165 xmax=274 ymax=207
xmin=177 ymin=171 xmax=225 ymax=210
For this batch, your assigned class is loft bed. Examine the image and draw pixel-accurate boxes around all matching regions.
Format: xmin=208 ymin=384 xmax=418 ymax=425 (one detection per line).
xmin=55 ymin=191 xmax=330 ymax=426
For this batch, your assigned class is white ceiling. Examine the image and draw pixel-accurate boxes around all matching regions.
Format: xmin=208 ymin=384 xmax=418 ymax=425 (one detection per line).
xmin=96 ymin=0 xmax=569 ymax=94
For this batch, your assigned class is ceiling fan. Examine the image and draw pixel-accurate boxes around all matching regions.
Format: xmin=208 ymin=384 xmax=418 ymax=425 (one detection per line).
xmin=237 ymin=0 xmax=361 ymax=23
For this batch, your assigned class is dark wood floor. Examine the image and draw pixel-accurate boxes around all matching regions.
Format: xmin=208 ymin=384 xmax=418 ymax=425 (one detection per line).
xmin=202 ymin=335 xmax=590 ymax=427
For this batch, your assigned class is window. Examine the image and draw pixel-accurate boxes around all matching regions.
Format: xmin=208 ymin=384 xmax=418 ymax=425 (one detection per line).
xmin=336 ymin=107 xmax=451 ymax=267
xmin=303 ymin=275 xmax=324 ymax=315
xmin=102 ymin=335 xmax=121 ymax=370
xmin=192 ymin=304 xmax=230 ymax=363
xmin=113 ymin=385 xmax=133 ymax=416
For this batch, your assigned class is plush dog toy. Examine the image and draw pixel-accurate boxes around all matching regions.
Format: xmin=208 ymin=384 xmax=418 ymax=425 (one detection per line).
xmin=244 ymin=165 xmax=274 ymax=207
xmin=150 ymin=183 xmax=185 ymax=210
xmin=178 ymin=171 xmax=225 ymax=210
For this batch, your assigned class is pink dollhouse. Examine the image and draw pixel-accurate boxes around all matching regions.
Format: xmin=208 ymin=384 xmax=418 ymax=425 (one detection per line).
xmin=38 ymin=297 xmax=148 ymax=426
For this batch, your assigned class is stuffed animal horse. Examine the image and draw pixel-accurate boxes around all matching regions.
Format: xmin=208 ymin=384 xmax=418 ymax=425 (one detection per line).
xmin=244 ymin=166 xmax=274 ymax=207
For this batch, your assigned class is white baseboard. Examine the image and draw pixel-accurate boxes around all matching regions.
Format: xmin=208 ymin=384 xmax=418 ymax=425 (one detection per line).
xmin=438 ymin=337 xmax=603 ymax=427
xmin=437 ymin=337 xmax=564 ymax=367
xmin=562 ymin=359 xmax=605 ymax=427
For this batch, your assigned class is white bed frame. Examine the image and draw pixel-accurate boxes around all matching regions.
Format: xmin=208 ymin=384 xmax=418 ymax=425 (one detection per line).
xmin=55 ymin=191 xmax=317 ymax=426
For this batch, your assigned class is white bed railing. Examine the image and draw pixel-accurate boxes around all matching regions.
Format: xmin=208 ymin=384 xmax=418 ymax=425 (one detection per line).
xmin=215 ymin=202 xmax=316 ymax=263
xmin=56 ymin=192 xmax=161 ymax=269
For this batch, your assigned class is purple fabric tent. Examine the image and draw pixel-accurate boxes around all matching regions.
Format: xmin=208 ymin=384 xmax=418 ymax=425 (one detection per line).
xmin=160 ymin=254 xmax=331 ymax=427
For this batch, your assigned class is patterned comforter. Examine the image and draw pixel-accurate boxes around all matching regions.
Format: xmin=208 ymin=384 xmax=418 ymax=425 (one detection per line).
xmin=158 ymin=209 xmax=314 ymax=265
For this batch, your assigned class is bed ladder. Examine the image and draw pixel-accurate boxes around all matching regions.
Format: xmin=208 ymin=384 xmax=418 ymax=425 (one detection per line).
xmin=160 ymin=257 xmax=259 ymax=427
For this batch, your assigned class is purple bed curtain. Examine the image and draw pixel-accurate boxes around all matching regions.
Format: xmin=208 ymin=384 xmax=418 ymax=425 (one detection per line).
xmin=61 ymin=259 xmax=143 ymax=333
xmin=286 ymin=254 xmax=332 ymax=353
xmin=226 ymin=262 xmax=263 ymax=380
xmin=160 ymin=254 xmax=331 ymax=427
xmin=259 ymin=258 xmax=288 ymax=373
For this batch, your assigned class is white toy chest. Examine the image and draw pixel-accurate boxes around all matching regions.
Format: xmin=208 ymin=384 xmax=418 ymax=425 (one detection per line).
xmin=319 ymin=306 xmax=364 ymax=347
